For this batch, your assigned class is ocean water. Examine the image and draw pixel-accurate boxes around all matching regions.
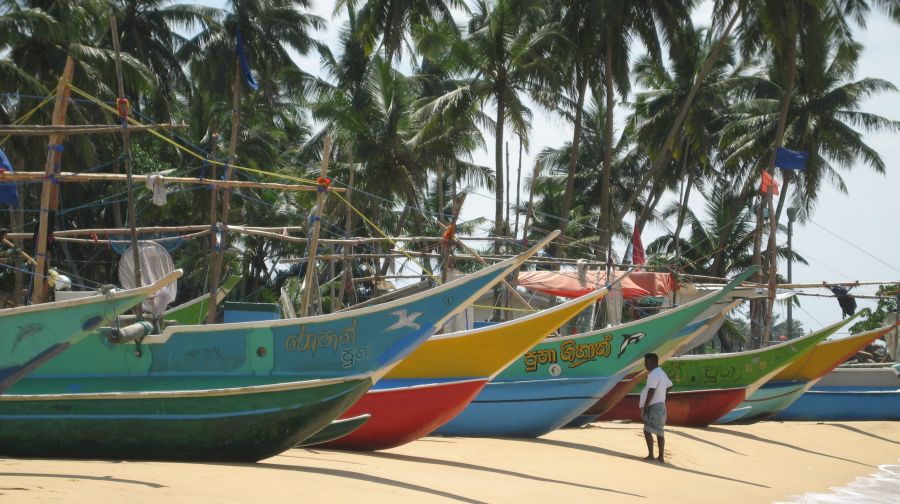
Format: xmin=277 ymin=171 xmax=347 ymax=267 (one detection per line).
xmin=778 ymin=462 xmax=900 ymax=504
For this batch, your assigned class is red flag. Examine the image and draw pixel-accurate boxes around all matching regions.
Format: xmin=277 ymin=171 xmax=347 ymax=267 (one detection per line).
xmin=760 ymin=170 xmax=780 ymax=195
xmin=632 ymin=227 xmax=645 ymax=267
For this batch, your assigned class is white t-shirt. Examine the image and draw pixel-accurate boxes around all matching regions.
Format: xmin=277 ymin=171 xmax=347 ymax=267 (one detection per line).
xmin=639 ymin=367 xmax=673 ymax=407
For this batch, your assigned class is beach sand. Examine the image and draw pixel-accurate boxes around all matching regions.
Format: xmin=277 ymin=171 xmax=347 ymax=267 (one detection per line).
xmin=0 ymin=421 xmax=897 ymax=503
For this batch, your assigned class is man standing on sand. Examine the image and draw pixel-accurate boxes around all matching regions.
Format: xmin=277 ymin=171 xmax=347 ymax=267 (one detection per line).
xmin=640 ymin=352 xmax=673 ymax=463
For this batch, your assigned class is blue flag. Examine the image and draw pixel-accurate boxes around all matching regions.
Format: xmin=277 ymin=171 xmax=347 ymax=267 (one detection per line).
xmin=0 ymin=148 xmax=19 ymax=207
xmin=775 ymin=147 xmax=808 ymax=170
xmin=236 ymin=26 xmax=259 ymax=91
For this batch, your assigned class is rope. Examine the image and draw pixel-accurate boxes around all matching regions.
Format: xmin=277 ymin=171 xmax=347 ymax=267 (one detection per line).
xmin=0 ymin=92 xmax=57 ymax=147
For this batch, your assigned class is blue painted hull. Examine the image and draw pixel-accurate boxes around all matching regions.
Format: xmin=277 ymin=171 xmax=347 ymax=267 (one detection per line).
xmin=717 ymin=381 xmax=808 ymax=424
xmin=433 ymin=376 xmax=615 ymax=438
xmin=772 ymin=387 xmax=900 ymax=421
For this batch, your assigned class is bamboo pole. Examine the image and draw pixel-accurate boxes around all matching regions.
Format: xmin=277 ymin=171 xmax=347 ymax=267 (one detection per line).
xmin=0 ymin=171 xmax=337 ymax=192
xmin=0 ymin=124 xmax=185 ymax=136
xmin=300 ymin=135 xmax=332 ymax=316
xmin=31 ymin=56 xmax=74 ymax=304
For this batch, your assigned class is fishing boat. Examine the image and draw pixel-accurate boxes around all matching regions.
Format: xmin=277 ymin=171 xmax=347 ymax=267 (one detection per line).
xmin=315 ymin=288 xmax=606 ymax=450
xmin=568 ymin=302 xmax=739 ymax=427
xmin=0 ymin=270 xmax=181 ymax=394
xmin=0 ymin=237 xmax=551 ymax=461
xmin=599 ymin=317 xmax=853 ymax=427
xmin=433 ymin=269 xmax=755 ymax=438
xmin=772 ymin=360 xmax=900 ymax=421
xmin=719 ymin=324 xmax=896 ymax=423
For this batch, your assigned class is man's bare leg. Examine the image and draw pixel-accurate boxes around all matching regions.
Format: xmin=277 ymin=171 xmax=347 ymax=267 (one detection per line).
xmin=657 ymin=435 xmax=666 ymax=463
xmin=644 ymin=431 xmax=654 ymax=460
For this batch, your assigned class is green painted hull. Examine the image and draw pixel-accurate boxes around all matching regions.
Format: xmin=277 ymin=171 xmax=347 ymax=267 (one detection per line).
xmin=654 ymin=317 xmax=852 ymax=395
xmin=0 ymin=377 xmax=371 ymax=462
xmin=0 ymin=273 xmax=178 ymax=393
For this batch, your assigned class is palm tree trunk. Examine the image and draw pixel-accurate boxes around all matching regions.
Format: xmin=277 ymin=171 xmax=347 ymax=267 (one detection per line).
xmin=762 ymin=32 xmax=799 ymax=346
xmin=494 ymin=90 xmax=506 ymax=253
xmin=514 ymin=136 xmax=523 ymax=239
xmin=671 ymin=170 xmax=695 ymax=256
xmin=557 ymin=75 xmax=588 ymax=258
xmin=601 ymin=42 xmax=614 ymax=263
xmin=611 ymin=7 xmax=741 ymax=235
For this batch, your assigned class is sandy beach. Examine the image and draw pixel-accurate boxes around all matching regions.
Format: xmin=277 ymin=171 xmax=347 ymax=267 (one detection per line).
xmin=0 ymin=420 xmax=896 ymax=503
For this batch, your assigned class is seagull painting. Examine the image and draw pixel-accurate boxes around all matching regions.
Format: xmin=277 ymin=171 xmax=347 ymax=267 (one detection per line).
xmin=385 ymin=309 xmax=423 ymax=332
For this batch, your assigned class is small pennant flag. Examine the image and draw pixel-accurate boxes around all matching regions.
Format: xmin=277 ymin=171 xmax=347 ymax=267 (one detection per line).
xmin=236 ymin=26 xmax=259 ymax=91
xmin=775 ymin=147 xmax=808 ymax=170
xmin=760 ymin=170 xmax=780 ymax=195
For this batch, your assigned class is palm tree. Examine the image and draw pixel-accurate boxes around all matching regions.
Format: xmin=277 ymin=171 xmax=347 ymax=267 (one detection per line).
xmin=334 ymin=0 xmax=467 ymax=62
xmin=592 ymin=1 xmax=692 ymax=261
xmin=626 ymin=24 xmax=751 ymax=255
xmin=109 ymin=0 xmax=218 ymax=118
xmin=425 ymin=0 xmax=559 ymax=249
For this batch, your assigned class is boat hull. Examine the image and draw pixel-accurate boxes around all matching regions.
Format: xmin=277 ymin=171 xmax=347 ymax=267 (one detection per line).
xmin=0 ymin=279 xmax=174 ymax=394
xmin=0 ymin=377 xmax=371 ymax=462
xmin=716 ymin=381 xmax=808 ymax=424
xmin=771 ymin=387 xmax=900 ymax=421
xmin=599 ymin=388 xmax=748 ymax=427
xmin=320 ymin=378 xmax=488 ymax=450
xmin=299 ymin=414 xmax=370 ymax=447
xmin=434 ymin=376 xmax=615 ymax=438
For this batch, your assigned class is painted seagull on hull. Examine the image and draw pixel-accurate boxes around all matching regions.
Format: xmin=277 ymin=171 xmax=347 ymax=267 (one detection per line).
xmin=385 ymin=309 xmax=423 ymax=332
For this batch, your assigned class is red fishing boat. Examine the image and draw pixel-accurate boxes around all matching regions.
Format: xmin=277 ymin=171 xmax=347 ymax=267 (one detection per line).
xmin=318 ymin=378 xmax=487 ymax=450
xmin=598 ymin=388 xmax=748 ymax=427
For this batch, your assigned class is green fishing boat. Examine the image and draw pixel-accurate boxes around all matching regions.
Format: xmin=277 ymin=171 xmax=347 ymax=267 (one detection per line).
xmin=0 ymin=270 xmax=181 ymax=393
xmin=600 ymin=317 xmax=850 ymax=426
xmin=0 ymin=374 xmax=371 ymax=461
xmin=298 ymin=414 xmax=371 ymax=447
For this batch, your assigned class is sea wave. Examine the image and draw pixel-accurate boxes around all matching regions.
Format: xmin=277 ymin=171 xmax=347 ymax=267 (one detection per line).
xmin=778 ymin=462 xmax=900 ymax=504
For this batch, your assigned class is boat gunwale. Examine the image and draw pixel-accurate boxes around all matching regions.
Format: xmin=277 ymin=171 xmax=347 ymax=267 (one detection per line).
xmin=153 ymin=235 xmax=558 ymax=338
xmin=368 ymin=377 xmax=487 ymax=393
xmin=530 ymin=268 xmax=756 ymax=344
xmin=426 ymin=287 xmax=607 ymax=342
xmin=0 ymin=371 xmax=373 ymax=401
xmin=0 ymin=269 xmax=182 ymax=317
xmin=670 ymin=314 xmax=858 ymax=362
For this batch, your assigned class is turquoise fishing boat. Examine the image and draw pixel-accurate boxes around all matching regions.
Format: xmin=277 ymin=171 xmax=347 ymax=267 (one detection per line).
xmin=0 ymin=270 xmax=181 ymax=393
xmin=0 ymin=235 xmax=553 ymax=461
xmin=435 ymin=268 xmax=755 ymax=438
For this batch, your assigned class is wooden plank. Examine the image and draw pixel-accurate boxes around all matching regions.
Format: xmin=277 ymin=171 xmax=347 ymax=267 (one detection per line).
xmin=31 ymin=56 xmax=75 ymax=304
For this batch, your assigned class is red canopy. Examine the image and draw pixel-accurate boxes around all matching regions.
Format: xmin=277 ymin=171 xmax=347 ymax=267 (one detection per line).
xmin=516 ymin=270 xmax=675 ymax=300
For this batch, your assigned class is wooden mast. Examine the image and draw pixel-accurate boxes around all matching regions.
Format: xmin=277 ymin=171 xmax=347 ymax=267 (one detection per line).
xmin=30 ymin=56 xmax=74 ymax=304
xmin=206 ymin=133 xmax=219 ymax=323
xmin=208 ymin=56 xmax=242 ymax=322
xmin=110 ymin=13 xmax=141 ymax=291
xmin=299 ymin=135 xmax=332 ymax=316
xmin=337 ymin=143 xmax=354 ymax=309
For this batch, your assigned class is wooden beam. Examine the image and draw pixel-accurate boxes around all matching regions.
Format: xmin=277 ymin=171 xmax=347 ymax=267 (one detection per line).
xmin=300 ymin=135 xmax=332 ymax=316
xmin=0 ymin=171 xmax=341 ymax=192
xmin=31 ymin=56 xmax=75 ymax=304
xmin=0 ymin=124 xmax=185 ymax=136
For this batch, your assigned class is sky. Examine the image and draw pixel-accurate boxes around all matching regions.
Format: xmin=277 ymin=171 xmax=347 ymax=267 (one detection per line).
xmin=203 ymin=0 xmax=899 ymax=335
